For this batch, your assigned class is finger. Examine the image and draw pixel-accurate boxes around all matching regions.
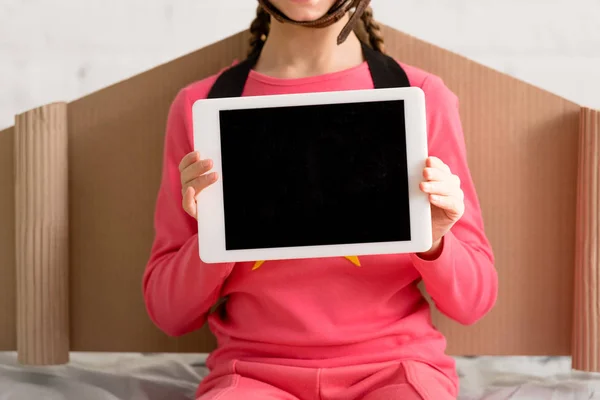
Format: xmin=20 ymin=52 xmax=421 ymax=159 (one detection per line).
xmin=430 ymin=194 xmax=465 ymax=216
xmin=184 ymin=172 xmax=218 ymax=197
xmin=420 ymin=180 xmax=457 ymax=196
xmin=426 ymin=156 xmax=451 ymax=173
xmin=423 ymin=167 xmax=451 ymax=182
xmin=423 ymin=168 xmax=461 ymax=190
xmin=182 ymin=186 xmax=197 ymax=219
xmin=178 ymin=151 xmax=200 ymax=173
xmin=181 ymin=159 xmax=214 ymax=185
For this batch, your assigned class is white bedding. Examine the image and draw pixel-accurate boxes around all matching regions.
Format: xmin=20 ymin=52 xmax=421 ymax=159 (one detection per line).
xmin=0 ymin=352 xmax=599 ymax=400
xmin=456 ymin=356 xmax=600 ymax=399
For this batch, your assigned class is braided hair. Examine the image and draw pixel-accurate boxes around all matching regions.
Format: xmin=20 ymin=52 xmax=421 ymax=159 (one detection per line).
xmin=248 ymin=5 xmax=271 ymax=57
xmin=359 ymin=6 xmax=385 ymax=53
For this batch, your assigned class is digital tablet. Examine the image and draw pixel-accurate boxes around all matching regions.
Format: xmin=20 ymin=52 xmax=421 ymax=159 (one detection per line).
xmin=192 ymin=87 xmax=431 ymax=263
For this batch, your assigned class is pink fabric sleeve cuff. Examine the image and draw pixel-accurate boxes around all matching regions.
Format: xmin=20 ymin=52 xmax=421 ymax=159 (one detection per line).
xmin=409 ymin=231 xmax=458 ymax=294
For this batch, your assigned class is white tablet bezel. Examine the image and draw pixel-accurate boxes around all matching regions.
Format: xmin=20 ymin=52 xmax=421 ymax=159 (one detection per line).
xmin=192 ymin=87 xmax=431 ymax=263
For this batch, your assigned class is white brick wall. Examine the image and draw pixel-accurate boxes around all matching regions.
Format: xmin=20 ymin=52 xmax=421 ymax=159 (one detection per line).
xmin=1 ymin=0 xmax=599 ymax=130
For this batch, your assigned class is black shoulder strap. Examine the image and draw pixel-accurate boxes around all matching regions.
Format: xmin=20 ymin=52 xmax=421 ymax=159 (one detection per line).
xmin=206 ymin=42 xmax=410 ymax=99
xmin=360 ymin=42 xmax=411 ymax=89
xmin=207 ymin=53 xmax=260 ymax=99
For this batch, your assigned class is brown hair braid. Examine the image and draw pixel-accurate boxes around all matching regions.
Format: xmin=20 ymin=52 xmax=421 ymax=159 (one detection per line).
xmin=248 ymin=5 xmax=271 ymax=57
xmin=359 ymin=6 xmax=385 ymax=53
xmin=247 ymin=4 xmax=386 ymax=57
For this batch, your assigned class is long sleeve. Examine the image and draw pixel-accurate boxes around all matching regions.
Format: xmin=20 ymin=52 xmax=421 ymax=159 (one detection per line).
xmin=142 ymin=87 xmax=235 ymax=337
xmin=410 ymin=76 xmax=498 ymax=326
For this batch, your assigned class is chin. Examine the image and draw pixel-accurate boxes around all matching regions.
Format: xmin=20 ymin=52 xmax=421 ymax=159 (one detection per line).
xmin=269 ymin=0 xmax=337 ymax=22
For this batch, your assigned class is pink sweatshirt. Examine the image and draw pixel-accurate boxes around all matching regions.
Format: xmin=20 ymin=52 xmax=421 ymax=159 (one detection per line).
xmin=143 ymin=60 xmax=497 ymax=384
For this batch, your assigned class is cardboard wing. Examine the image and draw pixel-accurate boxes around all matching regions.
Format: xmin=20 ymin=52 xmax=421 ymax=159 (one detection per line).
xmin=0 ymin=26 xmax=598 ymax=371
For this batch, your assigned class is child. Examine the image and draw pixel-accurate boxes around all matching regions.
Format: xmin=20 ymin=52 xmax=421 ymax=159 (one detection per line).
xmin=143 ymin=1 xmax=497 ymax=399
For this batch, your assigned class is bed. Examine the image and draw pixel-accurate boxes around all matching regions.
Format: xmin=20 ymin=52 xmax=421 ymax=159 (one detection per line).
xmin=0 ymin=24 xmax=599 ymax=399
xmin=1 ymin=353 xmax=599 ymax=399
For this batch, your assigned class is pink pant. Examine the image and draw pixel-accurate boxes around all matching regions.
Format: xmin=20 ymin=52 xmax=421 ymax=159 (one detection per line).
xmin=196 ymin=359 xmax=457 ymax=400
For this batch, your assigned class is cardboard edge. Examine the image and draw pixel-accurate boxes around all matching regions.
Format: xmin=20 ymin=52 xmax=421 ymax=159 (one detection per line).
xmin=572 ymin=107 xmax=600 ymax=372
xmin=14 ymin=103 xmax=70 ymax=365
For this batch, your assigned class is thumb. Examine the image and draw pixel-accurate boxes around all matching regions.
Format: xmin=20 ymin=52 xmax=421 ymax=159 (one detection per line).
xmin=183 ymin=186 xmax=197 ymax=219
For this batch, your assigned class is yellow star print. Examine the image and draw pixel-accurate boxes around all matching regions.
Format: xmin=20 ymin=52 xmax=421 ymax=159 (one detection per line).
xmin=252 ymin=256 xmax=360 ymax=270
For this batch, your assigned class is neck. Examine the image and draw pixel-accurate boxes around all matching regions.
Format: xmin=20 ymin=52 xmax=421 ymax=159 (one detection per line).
xmin=255 ymin=15 xmax=364 ymax=79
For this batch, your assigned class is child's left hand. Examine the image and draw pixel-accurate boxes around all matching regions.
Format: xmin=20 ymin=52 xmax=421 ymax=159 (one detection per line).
xmin=419 ymin=156 xmax=465 ymax=252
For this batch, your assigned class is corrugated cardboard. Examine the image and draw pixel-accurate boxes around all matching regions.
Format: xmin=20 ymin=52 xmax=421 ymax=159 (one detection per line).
xmin=14 ymin=104 xmax=70 ymax=365
xmin=0 ymin=25 xmax=598 ymax=371
xmin=572 ymin=108 xmax=600 ymax=372
xmin=0 ymin=126 xmax=16 ymax=351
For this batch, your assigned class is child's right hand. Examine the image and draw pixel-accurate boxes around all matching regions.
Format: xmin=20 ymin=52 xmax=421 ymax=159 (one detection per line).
xmin=179 ymin=151 xmax=218 ymax=220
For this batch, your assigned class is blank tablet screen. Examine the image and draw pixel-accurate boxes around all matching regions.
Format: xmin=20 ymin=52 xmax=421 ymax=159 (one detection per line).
xmin=219 ymin=99 xmax=411 ymax=251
